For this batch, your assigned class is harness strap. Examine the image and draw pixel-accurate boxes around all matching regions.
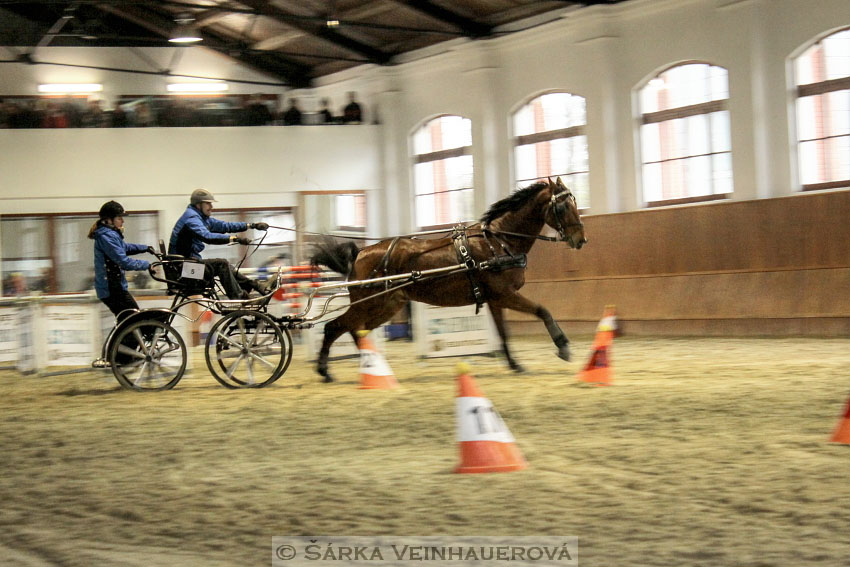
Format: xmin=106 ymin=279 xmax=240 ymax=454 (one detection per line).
xmin=452 ymin=226 xmax=485 ymax=314
xmin=367 ymin=236 xmax=401 ymax=287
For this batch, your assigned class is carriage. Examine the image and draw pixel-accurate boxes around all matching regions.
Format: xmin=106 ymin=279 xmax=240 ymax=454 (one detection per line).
xmin=98 ymin=177 xmax=586 ymax=391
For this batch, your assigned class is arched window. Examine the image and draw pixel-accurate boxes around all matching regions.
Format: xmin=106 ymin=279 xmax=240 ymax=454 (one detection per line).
xmin=512 ymin=92 xmax=589 ymax=208
xmin=793 ymin=28 xmax=850 ymax=191
xmin=638 ymin=63 xmax=733 ymax=205
xmin=412 ymin=115 xmax=474 ymax=229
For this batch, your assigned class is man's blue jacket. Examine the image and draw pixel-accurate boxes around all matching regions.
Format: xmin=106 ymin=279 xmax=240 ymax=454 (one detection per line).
xmin=169 ymin=205 xmax=247 ymax=259
xmin=92 ymin=225 xmax=150 ymax=299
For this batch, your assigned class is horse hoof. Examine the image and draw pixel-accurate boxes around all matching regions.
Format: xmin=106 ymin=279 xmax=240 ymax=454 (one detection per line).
xmin=510 ymin=363 xmax=526 ymax=373
xmin=321 ymin=375 xmax=334 ymax=384
xmin=557 ymin=347 xmax=571 ymax=362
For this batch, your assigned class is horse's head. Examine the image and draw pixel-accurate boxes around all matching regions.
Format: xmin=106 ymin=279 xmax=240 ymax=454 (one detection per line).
xmin=544 ymin=177 xmax=587 ymax=249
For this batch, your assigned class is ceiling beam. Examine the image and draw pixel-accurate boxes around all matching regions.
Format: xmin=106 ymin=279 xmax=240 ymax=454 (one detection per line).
xmin=389 ymin=0 xmax=491 ymax=37
xmin=236 ymin=0 xmax=392 ymax=65
xmin=94 ymin=2 xmax=311 ymax=86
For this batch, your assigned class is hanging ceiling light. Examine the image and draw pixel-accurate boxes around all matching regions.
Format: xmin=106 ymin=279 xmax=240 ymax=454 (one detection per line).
xmin=38 ymin=83 xmax=103 ymax=94
xmin=325 ymin=0 xmax=339 ymax=27
xmin=169 ymin=14 xmax=202 ymax=43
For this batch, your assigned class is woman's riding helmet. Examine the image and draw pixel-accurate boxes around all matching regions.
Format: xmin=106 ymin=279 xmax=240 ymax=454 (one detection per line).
xmin=99 ymin=200 xmax=125 ymax=219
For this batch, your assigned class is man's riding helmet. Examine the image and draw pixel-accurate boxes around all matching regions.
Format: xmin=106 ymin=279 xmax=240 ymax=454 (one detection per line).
xmin=99 ymin=200 xmax=125 ymax=220
xmin=190 ymin=188 xmax=217 ymax=206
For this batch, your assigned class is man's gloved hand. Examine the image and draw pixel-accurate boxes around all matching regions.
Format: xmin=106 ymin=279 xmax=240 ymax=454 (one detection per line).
xmin=147 ymin=246 xmax=157 ymax=255
xmin=250 ymin=222 xmax=269 ymax=231
xmin=234 ymin=237 xmax=251 ymax=246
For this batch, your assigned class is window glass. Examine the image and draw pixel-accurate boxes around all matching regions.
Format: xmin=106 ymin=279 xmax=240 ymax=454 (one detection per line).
xmin=512 ymin=92 xmax=589 ymax=207
xmin=638 ymin=63 xmax=733 ymax=203
xmin=1 ymin=218 xmax=50 ymax=295
xmin=412 ymin=116 xmax=474 ymax=227
xmin=793 ymin=28 xmax=850 ymax=190
xmin=211 ymin=210 xmax=295 ymax=269
xmin=335 ymin=194 xmax=366 ymax=230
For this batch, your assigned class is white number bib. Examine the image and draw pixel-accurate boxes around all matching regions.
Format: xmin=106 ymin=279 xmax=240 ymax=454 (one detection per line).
xmin=181 ymin=262 xmax=205 ymax=280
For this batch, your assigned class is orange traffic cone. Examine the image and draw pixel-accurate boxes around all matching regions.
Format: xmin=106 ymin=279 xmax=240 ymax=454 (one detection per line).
xmin=357 ymin=331 xmax=399 ymax=390
xmin=454 ymin=363 xmax=527 ymax=474
xmin=577 ymin=305 xmax=618 ymax=387
xmin=829 ymin=396 xmax=850 ymax=444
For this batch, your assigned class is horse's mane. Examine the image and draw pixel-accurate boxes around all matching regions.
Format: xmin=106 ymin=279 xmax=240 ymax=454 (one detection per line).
xmin=480 ymin=181 xmax=548 ymax=224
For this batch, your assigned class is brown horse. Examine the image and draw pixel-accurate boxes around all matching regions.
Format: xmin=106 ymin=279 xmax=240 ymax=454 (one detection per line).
xmin=311 ymin=177 xmax=587 ymax=382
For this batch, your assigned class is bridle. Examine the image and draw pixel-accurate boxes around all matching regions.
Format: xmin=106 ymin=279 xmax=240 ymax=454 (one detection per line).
xmin=547 ymin=187 xmax=584 ymax=247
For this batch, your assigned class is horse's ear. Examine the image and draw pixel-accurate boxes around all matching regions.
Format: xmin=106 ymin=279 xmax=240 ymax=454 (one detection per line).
xmin=547 ymin=176 xmax=553 ymax=186
xmin=556 ymin=176 xmax=564 ymax=188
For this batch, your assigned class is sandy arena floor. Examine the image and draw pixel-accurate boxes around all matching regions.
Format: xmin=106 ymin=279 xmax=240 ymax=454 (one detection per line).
xmin=1 ymin=334 xmax=849 ymax=566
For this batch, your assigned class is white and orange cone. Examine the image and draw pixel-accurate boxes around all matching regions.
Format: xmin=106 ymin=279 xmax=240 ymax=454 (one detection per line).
xmin=454 ymin=363 xmax=527 ymax=474
xmin=357 ymin=331 xmax=399 ymax=390
xmin=577 ymin=305 xmax=619 ymax=387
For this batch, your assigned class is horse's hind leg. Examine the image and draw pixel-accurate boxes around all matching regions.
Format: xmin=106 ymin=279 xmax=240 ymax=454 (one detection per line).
xmin=494 ymin=292 xmax=570 ymax=362
xmin=317 ymin=318 xmax=349 ymax=383
xmin=489 ymin=304 xmax=525 ymax=373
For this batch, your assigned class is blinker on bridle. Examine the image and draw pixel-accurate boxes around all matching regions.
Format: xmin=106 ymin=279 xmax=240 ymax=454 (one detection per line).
xmin=548 ymin=187 xmax=584 ymax=246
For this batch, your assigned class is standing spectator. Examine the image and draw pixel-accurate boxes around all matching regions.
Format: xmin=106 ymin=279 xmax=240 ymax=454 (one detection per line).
xmin=134 ymin=101 xmax=154 ymax=127
xmin=245 ymin=94 xmax=273 ymax=126
xmin=82 ymin=98 xmax=106 ymax=127
xmin=281 ymin=98 xmax=303 ymax=125
xmin=318 ymin=98 xmax=335 ymax=124
xmin=42 ymin=102 xmax=69 ymax=128
xmin=342 ymin=91 xmax=363 ymax=124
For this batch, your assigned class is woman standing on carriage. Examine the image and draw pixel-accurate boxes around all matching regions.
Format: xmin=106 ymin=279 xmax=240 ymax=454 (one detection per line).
xmin=89 ymin=200 xmax=156 ymax=321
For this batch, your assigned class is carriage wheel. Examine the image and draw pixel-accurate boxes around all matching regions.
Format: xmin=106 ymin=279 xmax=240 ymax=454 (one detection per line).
xmin=109 ymin=319 xmax=187 ymax=391
xmin=204 ymin=310 xmax=292 ymax=389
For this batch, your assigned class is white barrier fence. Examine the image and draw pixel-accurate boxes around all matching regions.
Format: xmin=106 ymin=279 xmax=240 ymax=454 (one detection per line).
xmin=413 ymin=303 xmax=499 ymax=358
xmin=0 ymin=292 xmax=191 ymax=375
xmin=0 ymin=283 xmax=501 ymax=377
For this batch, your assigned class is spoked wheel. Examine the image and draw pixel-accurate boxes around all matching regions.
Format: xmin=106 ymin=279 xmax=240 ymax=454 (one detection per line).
xmin=205 ymin=310 xmax=292 ymax=389
xmin=109 ymin=319 xmax=187 ymax=391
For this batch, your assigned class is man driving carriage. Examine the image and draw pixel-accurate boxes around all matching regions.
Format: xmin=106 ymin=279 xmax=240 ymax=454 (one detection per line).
xmin=168 ymin=188 xmax=270 ymax=300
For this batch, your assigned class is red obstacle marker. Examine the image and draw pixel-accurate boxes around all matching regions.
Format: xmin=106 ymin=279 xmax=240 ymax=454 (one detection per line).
xmin=830 ymin=396 xmax=850 ymax=444
xmin=454 ymin=363 xmax=526 ymax=474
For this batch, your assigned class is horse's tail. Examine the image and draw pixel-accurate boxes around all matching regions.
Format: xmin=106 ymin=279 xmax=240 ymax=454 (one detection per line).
xmin=310 ymin=237 xmax=360 ymax=278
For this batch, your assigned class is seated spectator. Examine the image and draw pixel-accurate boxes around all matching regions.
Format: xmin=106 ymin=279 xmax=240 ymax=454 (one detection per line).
xmin=342 ymin=91 xmax=363 ymax=124
xmin=281 ymin=98 xmax=303 ymax=125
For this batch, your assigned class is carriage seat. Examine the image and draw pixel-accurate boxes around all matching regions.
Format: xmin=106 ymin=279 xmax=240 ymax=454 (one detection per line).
xmin=161 ymin=255 xmax=216 ymax=297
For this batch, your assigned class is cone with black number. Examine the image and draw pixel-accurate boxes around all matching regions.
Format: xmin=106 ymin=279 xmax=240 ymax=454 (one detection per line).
xmin=357 ymin=331 xmax=399 ymax=389
xmin=455 ymin=363 xmax=527 ymax=473
xmin=577 ymin=305 xmax=618 ymax=387
xmin=829 ymin=395 xmax=850 ymax=444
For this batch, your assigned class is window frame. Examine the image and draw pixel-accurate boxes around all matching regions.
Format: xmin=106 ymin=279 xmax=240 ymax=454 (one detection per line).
xmin=411 ymin=114 xmax=475 ymax=231
xmin=637 ymin=61 xmax=734 ymax=207
xmin=1 ymin=210 xmax=158 ymax=295
xmin=511 ymin=92 xmax=590 ymax=210
xmin=792 ymin=27 xmax=850 ymax=192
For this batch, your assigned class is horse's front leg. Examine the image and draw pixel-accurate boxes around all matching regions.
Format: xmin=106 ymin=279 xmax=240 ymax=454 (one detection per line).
xmin=488 ymin=304 xmax=525 ymax=373
xmin=493 ymin=292 xmax=570 ymax=362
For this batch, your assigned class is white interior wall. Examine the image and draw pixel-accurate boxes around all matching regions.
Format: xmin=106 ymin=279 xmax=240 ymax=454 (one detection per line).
xmin=1 ymin=0 xmax=847 ymax=234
